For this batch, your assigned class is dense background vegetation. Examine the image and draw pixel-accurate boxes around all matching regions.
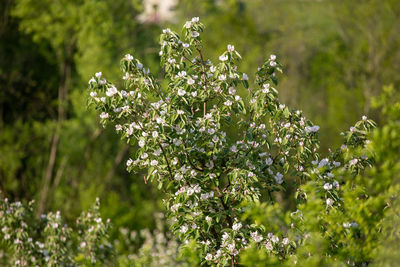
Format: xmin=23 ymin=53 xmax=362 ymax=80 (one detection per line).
xmin=1 ymin=0 xmax=399 ymax=265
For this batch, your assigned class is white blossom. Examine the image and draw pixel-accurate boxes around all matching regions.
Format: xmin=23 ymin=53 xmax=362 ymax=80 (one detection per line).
xmin=333 ymin=181 xmax=339 ymax=189
xmin=305 ymin=125 xmax=320 ymax=133
xmin=323 ymin=183 xmax=332 ymax=190
xmin=349 ymin=158 xmax=358 ymax=166
xmin=227 ymin=44 xmax=235 ymax=52
xmin=175 ymin=173 xmax=183 ymax=181
xmin=178 ymin=89 xmax=186 ymax=96
xmin=224 ymin=100 xmax=232 ymax=106
xmin=171 ymin=203 xmax=181 ymax=212
xmin=262 ymin=83 xmax=270 ymax=93
xmin=343 ymin=222 xmax=351 ymax=229
xmin=326 ymin=198 xmax=334 ymax=206
xmin=177 ymin=71 xmax=186 ymax=78
xmin=187 ymin=78 xmax=195 ymax=85
xmin=219 ymin=55 xmax=228 ymax=61
xmin=228 ymin=87 xmax=236 ymax=95
xmin=126 ymin=159 xmax=133 ymax=167
xmin=275 ymin=172 xmax=283 ymax=184
xmin=138 ymin=140 xmax=145 ymax=148
xmin=124 ymin=54 xmax=133 ymax=61
xmin=187 ymin=188 xmax=194 ymax=196
xmin=230 ymin=145 xmax=238 ymax=153
xmin=318 ymin=158 xmax=329 ymax=168
xmin=333 ymin=161 xmax=341 ymax=167
xmin=173 ymin=138 xmax=182 ymax=146
xmin=212 ymin=135 xmax=219 ymax=142
xmin=251 ymin=231 xmax=263 ymax=242
xmin=114 ymin=125 xmax=122 ymax=132
xmin=106 ymin=86 xmax=118 ymax=97
xmin=232 ymin=222 xmax=242 ymax=231
xmin=282 ymin=237 xmax=290 ymax=246
xmin=100 ymin=112 xmax=109 ymax=119
xmin=222 ymin=232 xmax=229 ymax=241
xmin=180 ymin=224 xmax=189 ymax=233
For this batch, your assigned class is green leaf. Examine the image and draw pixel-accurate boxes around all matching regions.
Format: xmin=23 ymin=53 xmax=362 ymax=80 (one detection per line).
xmin=243 ymin=80 xmax=249 ymax=89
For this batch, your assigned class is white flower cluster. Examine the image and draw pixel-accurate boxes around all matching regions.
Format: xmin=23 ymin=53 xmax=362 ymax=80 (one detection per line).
xmin=0 ymin=197 xmax=112 ymax=265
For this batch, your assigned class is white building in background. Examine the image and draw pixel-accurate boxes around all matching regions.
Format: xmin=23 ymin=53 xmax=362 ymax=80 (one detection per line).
xmin=138 ymin=0 xmax=178 ymax=23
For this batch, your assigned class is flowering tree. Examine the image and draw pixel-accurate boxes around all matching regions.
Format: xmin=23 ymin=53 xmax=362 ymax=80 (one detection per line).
xmin=87 ymin=17 xmax=375 ymax=266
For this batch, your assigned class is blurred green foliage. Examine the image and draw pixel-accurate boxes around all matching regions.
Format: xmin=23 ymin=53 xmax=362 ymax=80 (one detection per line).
xmin=1 ymin=0 xmax=161 ymax=236
xmin=0 ymin=0 xmax=399 ymax=265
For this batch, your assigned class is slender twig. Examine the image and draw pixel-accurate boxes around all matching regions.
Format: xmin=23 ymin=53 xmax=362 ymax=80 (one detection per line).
xmin=182 ymin=140 xmax=204 ymax=172
xmin=158 ymin=142 xmax=174 ymax=181
xmin=215 ymin=187 xmax=233 ymax=228
xmin=196 ymin=48 xmax=208 ymax=116
xmin=297 ymin=151 xmax=302 ymax=185
xmin=105 ymin=144 xmax=129 ymax=185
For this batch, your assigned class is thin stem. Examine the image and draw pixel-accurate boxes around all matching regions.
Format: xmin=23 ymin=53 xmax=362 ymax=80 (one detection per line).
xmin=196 ymin=48 xmax=208 ymax=116
xmin=216 ymin=187 xmax=233 ymax=228
xmin=158 ymin=142 xmax=174 ymax=181
xmin=297 ymin=151 xmax=302 ymax=185
xmin=182 ymin=140 xmax=204 ymax=172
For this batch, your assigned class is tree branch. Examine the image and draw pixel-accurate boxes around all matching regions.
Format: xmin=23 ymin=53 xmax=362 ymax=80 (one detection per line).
xmin=196 ymin=48 xmax=208 ymax=116
xmin=158 ymin=142 xmax=174 ymax=181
